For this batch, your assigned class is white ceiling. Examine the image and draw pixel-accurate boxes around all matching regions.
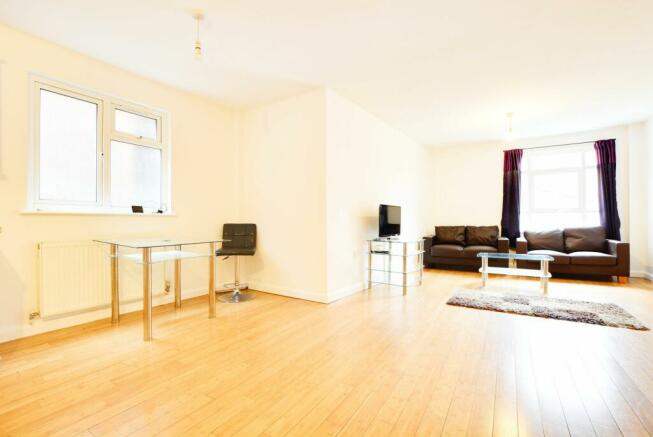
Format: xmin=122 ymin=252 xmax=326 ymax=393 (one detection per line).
xmin=1 ymin=0 xmax=652 ymax=144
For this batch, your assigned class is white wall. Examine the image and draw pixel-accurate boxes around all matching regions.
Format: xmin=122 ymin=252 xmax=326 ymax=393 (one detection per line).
xmin=424 ymin=140 xmax=504 ymax=230
xmin=627 ymin=122 xmax=650 ymax=278
xmin=239 ymin=88 xmax=427 ymax=303
xmin=647 ymin=118 xmax=653 ymax=279
xmin=425 ymin=123 xmax=650 ymax=276
xmin=0 ymin=24 xmax=240 ymax=342
xmin=239 ymin=89 xmax=328 ymax=301
xmin=0 ymin=30 xmax=426 ymax=341
xmin=325 ymin=90 xmax=426 ymax=298
xmin=2 ymin=22 xmax=651 ymax=343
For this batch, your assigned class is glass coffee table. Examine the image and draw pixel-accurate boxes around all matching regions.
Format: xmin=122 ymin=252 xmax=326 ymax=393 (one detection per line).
xmin=477 ymin=252 xmax=554 ymax=292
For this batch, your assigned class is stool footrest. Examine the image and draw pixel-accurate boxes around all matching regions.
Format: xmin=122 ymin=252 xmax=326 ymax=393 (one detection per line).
xmin=223 ymin=282 xmax=248 ymax=289
xmin=219 ymin=290 xmax=255 ymax=303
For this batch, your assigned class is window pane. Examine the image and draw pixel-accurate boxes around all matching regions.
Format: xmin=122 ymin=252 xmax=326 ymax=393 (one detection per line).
xmin=529 ymin=150 xmax=582 ymax=170
xmin=520 ymin=174 xmax=530 ymax=212
xmin=532 ymin=172 xmax=579 ymax=209
xmin=584 ymin=149 xmax=597 ymax=167
xmin=39 ymin=89 xmax=98 ymax=202
xmin=110 ymin=141 xmax=161 ymax=207
xmin=583 ymin=213 xmax=601 ymax=227
xmin=115 ymin=109 xmax=157 ymax=140
xmin=520 ymin=144 xmax=602 ymax=232
xmin=529 ymin=213 xmax=584 ymax=230
xmin=585 ymin=169 xmax=599 ymax=211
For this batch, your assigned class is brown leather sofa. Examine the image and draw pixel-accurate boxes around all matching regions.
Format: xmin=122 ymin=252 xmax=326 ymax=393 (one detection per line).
xmin=516 ymin=226 xmax=629 ymax=282
xmin=423 ymin=225 xmax=509 ymax=269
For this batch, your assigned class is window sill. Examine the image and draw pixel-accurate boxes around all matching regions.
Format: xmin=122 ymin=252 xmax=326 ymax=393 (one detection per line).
xmin=20 ymin=209 xmax=177 ymax=217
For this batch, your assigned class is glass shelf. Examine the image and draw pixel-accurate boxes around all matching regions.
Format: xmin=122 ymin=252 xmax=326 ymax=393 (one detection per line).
xmin=477 ymin=252 xmax=554 ymax=261
xmin=368 ymin=268 xmax=423 ymax=275
xmin=94 ymin=238 xmax=228 ymax=249
xmin=479 ymin=266 xmax=552 ymax=278
xmin=116 ymin=250 xmax=211 ymax=264
xmin=366 ymin=238 xmax=424 ymax=243
xmin=366 ymin=251 xmax=425 ymax=257
xmin=366 ymin=239 xmax=424 ymax=289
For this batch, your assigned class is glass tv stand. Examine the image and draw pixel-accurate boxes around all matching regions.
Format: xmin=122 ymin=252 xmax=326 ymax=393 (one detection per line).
xmin=366 ymin=238 xmax=424 ymax=294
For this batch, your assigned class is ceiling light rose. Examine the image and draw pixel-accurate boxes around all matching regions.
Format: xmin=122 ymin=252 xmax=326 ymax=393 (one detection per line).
xmin=505 ymin=112 xmax=514 ymax=139
xmin=194 ymin=39 xmax=202 ymax=60
xmin=192 ymin=11 xmax=204 ymax=61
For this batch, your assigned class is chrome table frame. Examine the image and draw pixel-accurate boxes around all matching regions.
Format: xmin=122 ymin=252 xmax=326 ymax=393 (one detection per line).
xmin=478 ymin=252 xmax=554 ymax=293
xmin=95 ymin=238 xmax=226 ymax=341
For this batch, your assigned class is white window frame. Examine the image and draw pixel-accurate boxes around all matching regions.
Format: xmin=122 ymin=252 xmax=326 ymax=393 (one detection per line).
xmin=520 ymin=144 xmax=599 ymax=231
xmin=28 ymin=75 xmax=171 ymax=214
xmin=107 ymin=103 xmax=167 ymax=209
xmin=31 ymin=82 xmax=104 ymax=208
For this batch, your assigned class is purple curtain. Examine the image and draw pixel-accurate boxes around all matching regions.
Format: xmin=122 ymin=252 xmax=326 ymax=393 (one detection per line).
xmin=500 ymin=149 xmax=523 ymax=245
xmin=595 ymin=139 xmax=621 ymax=240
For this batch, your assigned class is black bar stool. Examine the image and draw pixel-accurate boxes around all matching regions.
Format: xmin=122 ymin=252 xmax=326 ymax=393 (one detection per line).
xmin=216 ymin=223 xmax=257 ymax=303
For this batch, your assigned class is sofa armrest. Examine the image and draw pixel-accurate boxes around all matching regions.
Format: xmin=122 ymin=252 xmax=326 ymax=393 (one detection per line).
xmin=422 ymin=235 xmax=435 ymax=266
xmin=516 ymin=237 xmax=528 ymax=254
xmin=607 ymin=239 xmax=630 ymax=277
xmin=606 ymin=239 xmax=628 ymax=256
xmin=497 ymin=237 xmax=509 ymax=253
xmin=423 ymin=235 xmax=435 ymax=251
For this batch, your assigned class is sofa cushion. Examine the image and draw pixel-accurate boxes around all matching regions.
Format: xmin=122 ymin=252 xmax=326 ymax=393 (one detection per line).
xmin=523 ymin=229 xmax=565 ymax=252
xmin=431 ymin=244 xmax=465 ymax=258
xmin=569 ymin=251 xmax=617 ymax=266
xmin=564 ymin=227 xmax=606 ymax=253
xmin=466 ymin=226 xmax=499 ymax=247
xmin=435 ymin=226 xmax=465 ymax=245
xmin=463 ymin=245 xmax=498 ymax=257
xmin=527 ymin=249 xmax=570 ymax=265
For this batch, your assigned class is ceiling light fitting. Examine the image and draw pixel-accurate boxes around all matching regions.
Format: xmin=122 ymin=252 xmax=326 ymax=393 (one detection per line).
xmin=505 ymin=112 xmax=514 ymax=139
xmin=192 ymin=11 xmax=204 ymax=61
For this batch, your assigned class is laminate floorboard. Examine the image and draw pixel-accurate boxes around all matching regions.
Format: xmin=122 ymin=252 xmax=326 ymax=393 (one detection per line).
xmin=1 ymin=270 xmax=652 ymax=436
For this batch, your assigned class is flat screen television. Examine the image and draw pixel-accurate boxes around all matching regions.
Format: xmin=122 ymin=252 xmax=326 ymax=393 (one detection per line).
xmin=379 ymin=204 xmax=401 ymax=237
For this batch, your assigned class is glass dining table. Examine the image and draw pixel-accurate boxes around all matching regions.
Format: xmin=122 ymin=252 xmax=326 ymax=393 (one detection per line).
xmin=94 ymin=238 xmax=228 ymax=341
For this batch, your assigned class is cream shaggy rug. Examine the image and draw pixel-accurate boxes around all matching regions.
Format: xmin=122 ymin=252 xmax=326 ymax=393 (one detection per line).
xmin=447 ymin=290 xmax=648 ymax=330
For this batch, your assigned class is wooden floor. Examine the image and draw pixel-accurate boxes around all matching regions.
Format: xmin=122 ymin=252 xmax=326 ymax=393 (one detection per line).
xmin=1 ymin=270 xmax=653 ymax=436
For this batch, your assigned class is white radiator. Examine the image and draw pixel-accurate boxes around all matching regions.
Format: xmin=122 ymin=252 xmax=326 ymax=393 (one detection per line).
xmin=37 ymin=241 xmax=165 ymax=318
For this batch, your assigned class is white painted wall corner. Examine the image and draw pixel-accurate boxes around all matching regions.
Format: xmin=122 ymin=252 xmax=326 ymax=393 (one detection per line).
xmin=247 ymin=281 xmax=329 ymax=303
xmin=327 ymin=282 xmax=366 ymax=303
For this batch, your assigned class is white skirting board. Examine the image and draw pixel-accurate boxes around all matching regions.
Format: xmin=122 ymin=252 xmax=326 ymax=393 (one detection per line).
xmin=247 ymin=281 xmax=365 ymax=304
xmin=1 ymin=285 xmax=211 ymax=344
xmin=327 ymin=282 xmax=366 ymax=303
xmin=631 ymin=270 xmax=653 ymax=281
xmin=247 ymin=281 xmax=329 ymax=303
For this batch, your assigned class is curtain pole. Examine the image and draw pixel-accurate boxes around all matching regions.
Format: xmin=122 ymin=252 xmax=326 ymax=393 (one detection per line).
xmin=503 ymin=139 xmax=613 ymax=152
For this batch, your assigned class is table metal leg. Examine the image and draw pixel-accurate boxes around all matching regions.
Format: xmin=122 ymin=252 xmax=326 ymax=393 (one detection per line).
xmin=174 ymin=245 xmax=182 ymax=308
xmin=418 ymin=240 xmax=424 ymax=286
xmin=386 ymin=251 xmax=391 ymax=285
xmin=367 ymin=241 xmax=372 ymax=289
xmin=481 ymin=256 xmax=488 ymax=287
xmin=541 ymin=260 xmax=549 ymax=293
xmin=110 ymin=244 xmax=120 ymax=324
xmin=143 ymin=248 xmax=152 ymax=341
xmin=208 ymin=242 xmax=216 ymax=318
xmin=402 ymin=243 xmax=408 ymax=295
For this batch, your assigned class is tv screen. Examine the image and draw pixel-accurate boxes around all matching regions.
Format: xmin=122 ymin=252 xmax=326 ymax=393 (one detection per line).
xmin=379 ymin=204 xmax=401 ymax=237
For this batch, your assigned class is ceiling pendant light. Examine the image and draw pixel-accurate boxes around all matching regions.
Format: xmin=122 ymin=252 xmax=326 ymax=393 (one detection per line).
xmin=505 ymin=112 xmax=514 ymax=139
xmin=192 ymin=11 xmax=204 ymax=61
